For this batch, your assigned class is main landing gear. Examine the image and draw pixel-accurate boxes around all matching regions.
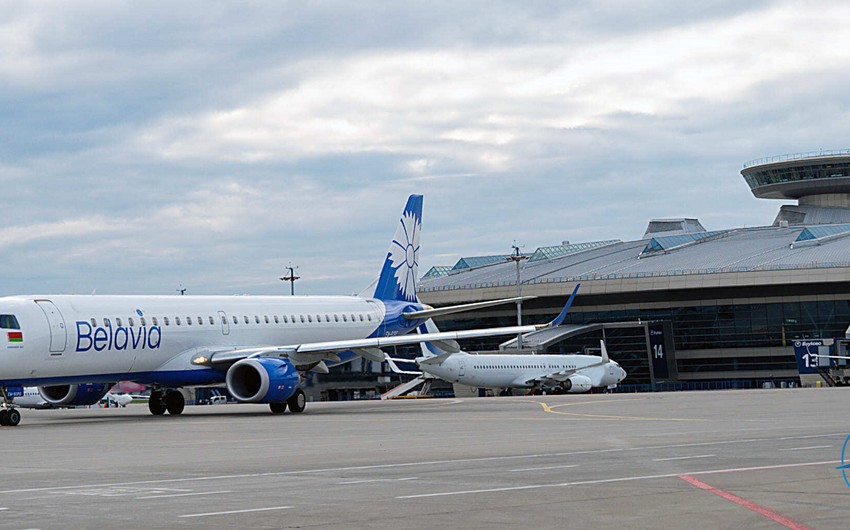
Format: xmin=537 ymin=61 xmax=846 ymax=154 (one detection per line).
xmin=0 ymin=387 xmax=21 ymax=427
xmin=269 ymin=388 xmax=306 ymax=415
xmin=148 ymin=389 xmax=185 ymax=416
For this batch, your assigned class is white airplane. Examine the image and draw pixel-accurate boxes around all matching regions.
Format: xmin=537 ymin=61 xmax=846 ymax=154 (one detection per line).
xmin=11 ymin=387 xmax=133 ymax=409
xmin=0 ymin=194 xmax=571 ymax=427
xmin=408 ymin=317 xmax=626 ymax=395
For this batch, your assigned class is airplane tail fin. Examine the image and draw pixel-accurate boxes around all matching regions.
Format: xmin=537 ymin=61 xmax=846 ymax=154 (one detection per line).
xmin=600 ymin=340 xmax=609 ymax=363
xmin=373 ymin=194 xmax=423 ymax=303
xmin=416 ymin=319 xmax=461 ymax=358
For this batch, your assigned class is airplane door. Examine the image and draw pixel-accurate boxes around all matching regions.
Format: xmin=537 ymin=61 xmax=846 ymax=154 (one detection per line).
xmin=35 ymin=300 xmax=67 ymax=354
xmin=218 ymin=311 xmax=230 ymax=335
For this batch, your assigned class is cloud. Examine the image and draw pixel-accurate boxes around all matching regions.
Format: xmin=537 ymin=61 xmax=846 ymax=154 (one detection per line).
xmin=0 ymin=1 xmax=848 ymax=295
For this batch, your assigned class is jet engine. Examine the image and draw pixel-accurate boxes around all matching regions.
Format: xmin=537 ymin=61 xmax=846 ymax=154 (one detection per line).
xmin=562 ymin=374 xmax=593 ymax=393
xmin=225 ymin=358 xmax=299 ymax=403
xmin=38 ymin=383 xmax=111 ymax=407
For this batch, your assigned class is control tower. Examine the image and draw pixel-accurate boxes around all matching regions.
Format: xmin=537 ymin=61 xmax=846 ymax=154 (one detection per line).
xmin=741 ymin=150 xmax=850 ymax=226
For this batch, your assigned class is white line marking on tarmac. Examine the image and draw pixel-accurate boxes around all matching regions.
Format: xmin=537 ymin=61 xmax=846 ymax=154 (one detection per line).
xmin=0 ymin=434 xmax=844 ymax=496
xmin=0 ymin=508 xmax=7 ymax=511
xmin=180 ymin=506 xmax=292 ymax=518
xmin=511 ymin=464 xmax=580 ymax=472
xmin=778 ymin=446 xmax=831 ymax=452
xmin=395 ymin=460 xmax=840 ymax=499
xmin=337 ymin=477 xmax=418 ymax=485
xmin=137 ymin=490 xmax=231 ymax=500
xmin=653 ymin=455 xmax=715 ymax=462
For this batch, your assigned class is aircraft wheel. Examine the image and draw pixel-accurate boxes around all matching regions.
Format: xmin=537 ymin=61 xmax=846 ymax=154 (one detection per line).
xmin=148 ymin=391 xmax=167 ymax=415
xmin=287 ymin=389 xmax=306 ymax=413
xmin=165 ymin=391 xmax=185 ymax=415
xmin=4 ymin=408 xmax=20 ymax=426
xmin=269 ymin=402 xmax=287 ymax=414
xmin=0 ymin=408 xmax=20 ymax=426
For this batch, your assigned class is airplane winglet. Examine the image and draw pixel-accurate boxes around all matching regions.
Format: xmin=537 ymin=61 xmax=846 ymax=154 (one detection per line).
xmin=600 ymin=339 xmax=609 ymax=363
xmin=549 ymin=283 xmax=581 ymax=327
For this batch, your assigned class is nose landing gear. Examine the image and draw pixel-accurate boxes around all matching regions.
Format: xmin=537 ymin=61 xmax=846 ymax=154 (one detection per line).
xmin=0 ymin=387 xmax=21 ymax=427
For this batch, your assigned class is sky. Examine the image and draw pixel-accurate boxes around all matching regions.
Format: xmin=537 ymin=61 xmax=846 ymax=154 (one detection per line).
xmin=2 ymin=0 xmax=849 ymax=296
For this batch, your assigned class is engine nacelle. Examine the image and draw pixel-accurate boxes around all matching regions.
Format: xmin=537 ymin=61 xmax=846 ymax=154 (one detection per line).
xmin=38 ymin=383 xmax=111 ymax=407
xmin=563 ymin=374 xmax=593 ymax=393
xmin=225 ymin=358 xmax=299 ymax=403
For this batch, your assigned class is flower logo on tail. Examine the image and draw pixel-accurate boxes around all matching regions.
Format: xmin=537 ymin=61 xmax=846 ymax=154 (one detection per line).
xmin=388 ymin=211 xmax=420 ymax=301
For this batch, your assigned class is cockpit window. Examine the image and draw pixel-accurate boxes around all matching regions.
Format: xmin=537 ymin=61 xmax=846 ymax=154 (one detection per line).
xmin=0 ymin=315 xmax=19 ymax=330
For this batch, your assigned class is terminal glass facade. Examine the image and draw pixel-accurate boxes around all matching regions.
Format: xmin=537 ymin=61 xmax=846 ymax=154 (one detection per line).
xmin=441 ymin=298 xmax=850 ymax=384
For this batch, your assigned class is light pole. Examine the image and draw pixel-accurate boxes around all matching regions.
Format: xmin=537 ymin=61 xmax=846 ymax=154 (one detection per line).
xmin=280 ymin=263 xmax=300 ymax=295
xmin=506 ymin=243 xmax=528 ymax=350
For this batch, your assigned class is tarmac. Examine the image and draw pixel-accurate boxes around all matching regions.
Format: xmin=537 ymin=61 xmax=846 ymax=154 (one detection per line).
xmin=0 ymin=388 xmax=849 ymax=529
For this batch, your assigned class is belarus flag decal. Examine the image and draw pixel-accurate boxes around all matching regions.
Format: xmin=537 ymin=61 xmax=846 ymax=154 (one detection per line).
xmin=8 ymin=331 xmax=22 ymax=343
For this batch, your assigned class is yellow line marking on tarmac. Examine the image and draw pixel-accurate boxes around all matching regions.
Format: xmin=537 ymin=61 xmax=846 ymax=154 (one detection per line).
xmin=527 ymin=400 xmax=704 ymax=422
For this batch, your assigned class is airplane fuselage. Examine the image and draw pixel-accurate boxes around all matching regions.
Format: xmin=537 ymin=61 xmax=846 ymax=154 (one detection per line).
xmin=419 ymin=352 xmax=625 ymax=390
xmin=0 ymin=294 xmax=424 ymax=387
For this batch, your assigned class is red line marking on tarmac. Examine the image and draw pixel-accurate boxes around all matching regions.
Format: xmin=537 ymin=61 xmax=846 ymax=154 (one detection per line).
xmin=678 ymin=474 xmax=813 ymax=530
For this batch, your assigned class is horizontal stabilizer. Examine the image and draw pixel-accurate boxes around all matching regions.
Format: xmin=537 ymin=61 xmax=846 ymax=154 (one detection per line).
xmin=385 ymin=356 xmax=423 ymax=375
xmin=430 ymin=339 xmax=461 ymax=354
xmin=403 ymin=296 xmax=537 ymax=320
xmin=418 ymin=352 xmax=454 ymax=366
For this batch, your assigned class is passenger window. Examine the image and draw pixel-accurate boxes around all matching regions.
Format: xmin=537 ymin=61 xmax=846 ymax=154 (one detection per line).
xmin=164 ymin=317 xmax=170 ymax=326
xmin=175 ymin=317 xmax=181 ymax=326
xmin=307 ymin=315 xmax=313 ymax=323
xmin=186 ymin=316 xmax=192 ymax=326
xmin=350 ymin=314 xmax=355 ymax=321
xmin=325 ymin=314 xmax=330 ymax=322
xmin=264 ymin=316 xmax=269 ymax=324
xmin=283 ymin=315 xmax=288 ymax=323
xmin=152 ymin=317 xmax=158 ymax=326
xmin=334 ymin=314 xmax=339 ymax=322
xmin=128 ymin=317 xmax=134 ymax=327
xmin=220 ymin=315 xmax=226 ymax=325
xmin=209 ymin=316 xmax=215 ymax=325
xmin=140 ymin=317 xmax=146 ymax=327
xmin=233 ymin=316 xmax=238 ymax=324
xmin=244 ymin=316 xmax=249 ymax=324
xmin=116 ymin=317 xmax=122 ymax=327
xmin=274 ymin=315 xmax=279 ymax=324
xmin=103 ymin=318 xmax=110 ymax=327
xmin=90 ymin=318 xmax=97 ymax=327
xmin=367 ymin=314 xmax=372 ymax=321
xmin=343 ymin=314 xmax=348 ymax=322
xmin=197 ymin=316 xmax=203 ymax=325
xmin=0 ymin=315 xmax=20 ymax=330
xmin=300 ymin=315 xmax=305 ymax=323
xmin=359 ymin=314 xmax=364 ymax=322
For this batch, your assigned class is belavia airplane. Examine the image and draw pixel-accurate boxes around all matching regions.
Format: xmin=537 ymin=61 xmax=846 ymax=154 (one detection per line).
xmin=0 ymin=195 xmax=571 ymax=426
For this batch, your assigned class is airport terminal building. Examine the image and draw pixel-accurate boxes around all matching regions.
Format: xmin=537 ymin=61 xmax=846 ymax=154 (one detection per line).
xmin=416 ymin=150 xmax=850 ymax=389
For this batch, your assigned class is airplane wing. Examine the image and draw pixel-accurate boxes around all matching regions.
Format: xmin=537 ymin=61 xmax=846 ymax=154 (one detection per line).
xmin=521 ymin=364 xmax=600 ymax=386
xmin=402 ymin=296 xmax=537 ymax=320
xmin=520 ymin=339 xmax=609 ymax=386
xmin=193 ymin=323 xmax=542 ymax=369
